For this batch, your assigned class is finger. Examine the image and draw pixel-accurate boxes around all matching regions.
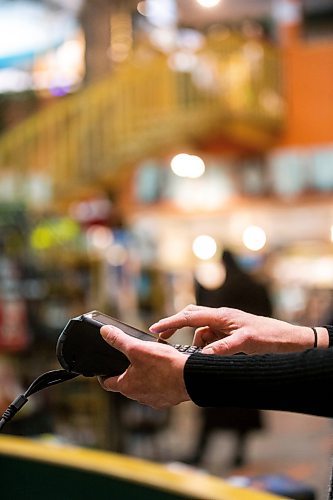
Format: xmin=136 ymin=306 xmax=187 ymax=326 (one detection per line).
xmin=193 ymin=327 xmax=214 ymax=347
xmin=100 ymin=325 xmax=139 ymax=360
xmin=150 ymin=305 xmax=219 ymax=334
xmin=158 ymin=328 xmax=178 ymax=340
xmin=98 ymin=374 xmax=122 ymax=392
xmin=149 ymin=305 xmax=200 ymax=334
xmin=203 ymin=334 xmax=247 ymax=355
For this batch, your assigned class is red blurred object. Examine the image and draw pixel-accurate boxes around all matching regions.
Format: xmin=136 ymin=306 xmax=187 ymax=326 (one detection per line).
xmin=0 ymin=299 xmax=30 ymax=352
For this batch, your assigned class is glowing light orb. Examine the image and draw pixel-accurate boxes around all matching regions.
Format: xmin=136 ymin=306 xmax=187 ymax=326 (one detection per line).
xmin=242 ymin=225 xmax=266 ymax=251
xmin=192 ymin=234 xmax=217 ymax=260
xmin=170 ymin=153 xmax=205 ymax=178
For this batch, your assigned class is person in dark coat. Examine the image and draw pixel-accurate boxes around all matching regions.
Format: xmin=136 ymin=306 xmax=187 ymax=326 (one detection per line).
xmin=190 ymin=249 xmax=273 ymax=468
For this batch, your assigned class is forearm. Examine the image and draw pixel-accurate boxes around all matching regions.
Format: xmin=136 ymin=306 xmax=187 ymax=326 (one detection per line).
xmin=184 ymin=347 xmax=333 ymax=418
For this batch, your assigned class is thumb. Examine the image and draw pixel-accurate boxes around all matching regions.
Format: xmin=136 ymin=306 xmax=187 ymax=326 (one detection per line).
xmin=203 ymin=334 xmax=246 ymax=356
xmin=100 ymin=324 xmax=137 ymax=360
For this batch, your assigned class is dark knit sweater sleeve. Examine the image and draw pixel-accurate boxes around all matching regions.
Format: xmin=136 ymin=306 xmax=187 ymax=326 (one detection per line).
xmin=325 ymin=325 xmax=333 ymax=347
xmin=184 ymin=347 xmax=333 ymax=418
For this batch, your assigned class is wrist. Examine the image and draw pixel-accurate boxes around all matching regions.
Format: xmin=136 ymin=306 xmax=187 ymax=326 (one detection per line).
xmin=298 ymin=325 xmax=329 ymax=349
xmin=314 ymin=327 xmax=329 ymax=348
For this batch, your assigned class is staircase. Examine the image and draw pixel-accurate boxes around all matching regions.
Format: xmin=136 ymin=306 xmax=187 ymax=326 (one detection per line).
xmin=0 ymin=33 xmax=284 ymax=206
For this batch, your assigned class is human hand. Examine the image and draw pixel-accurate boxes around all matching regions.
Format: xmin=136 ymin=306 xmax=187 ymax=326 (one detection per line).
xmin=98 ymin=325 xmax=190 ymax=409
xmin=150 ymin=305 xmax=329 ymax=355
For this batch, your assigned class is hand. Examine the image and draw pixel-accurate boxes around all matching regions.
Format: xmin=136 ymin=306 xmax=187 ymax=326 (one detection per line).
xmin=150 ymin=305 xmax=329 ymax=355
xmin=99 ymin=325 xmax=190 ymax=409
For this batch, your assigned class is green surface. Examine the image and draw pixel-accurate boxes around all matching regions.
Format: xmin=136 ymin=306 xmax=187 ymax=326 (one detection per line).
xmin=0 ymin=455 xmax=192 ymax=500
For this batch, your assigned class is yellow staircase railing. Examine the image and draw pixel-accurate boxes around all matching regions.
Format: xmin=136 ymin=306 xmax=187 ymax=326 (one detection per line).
xmin=0 ymin=34 xmax=284 ymax=205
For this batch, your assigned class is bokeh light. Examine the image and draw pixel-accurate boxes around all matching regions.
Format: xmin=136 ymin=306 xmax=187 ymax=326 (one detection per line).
xmin=106 ymin=243 xmax=128 ymax=266
xmin=196 ymin=0 xmax=221 ymax=8
xmin=192 ymin=234 xmax=217 ymax=260
xmin=86 ymin=225 xmax=114 ymax=250
xmin=242 ymin=225 xmax=266 ymax=251
xmin=170 ymin=153 xmax=205 ymax=178
xmin=195 ymin=261 xmax=226 ymax=289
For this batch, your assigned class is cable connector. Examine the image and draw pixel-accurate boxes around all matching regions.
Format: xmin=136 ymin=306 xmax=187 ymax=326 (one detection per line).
xmin=0 ymin=369 xmax=78 ymax=432
xmin=0 ymin=394 xmax=28 ymax=431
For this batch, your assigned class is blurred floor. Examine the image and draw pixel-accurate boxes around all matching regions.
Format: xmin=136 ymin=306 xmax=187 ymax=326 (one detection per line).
xmin=203 ymin=411 xmax=333 ymax=500
xmin=133 ymin=404 xmax=333 ymax=500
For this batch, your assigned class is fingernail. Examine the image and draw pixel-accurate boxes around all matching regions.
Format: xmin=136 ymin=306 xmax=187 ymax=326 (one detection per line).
xmin=202 ymin=347 xmax=213 ymax=354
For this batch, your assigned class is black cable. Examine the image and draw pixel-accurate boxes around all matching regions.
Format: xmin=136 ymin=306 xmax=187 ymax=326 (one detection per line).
xmin=24 ymin=369 xmax=79 ymax=397
xmin=0 ymin=369 xmax=79 ymax=432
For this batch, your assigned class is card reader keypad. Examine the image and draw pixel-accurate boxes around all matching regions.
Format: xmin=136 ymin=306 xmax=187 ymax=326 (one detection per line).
xmin=173 ymin=344 xmax=202 ymax=354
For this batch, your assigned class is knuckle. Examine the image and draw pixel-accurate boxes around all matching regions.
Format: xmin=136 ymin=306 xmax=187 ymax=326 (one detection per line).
xmin=182 ymin=307 xmax=194 ymax=323
xmin=239 ymin=329 xmax=252 ymax=344
xmin=215 ymin=307 xmax=227 ymax=324
xmin=186 ymin=304 xmax=197 ymax=310
xmin=126 ymin=345 xmax=136 ymax=358
xmin=220 ymin=339 xmax=232 ymax=352
xmin=184 ymin=304 xmax=197 ymax=314
xmin=104 ymin=330 xmax=117 ymax=347
xmin=216 ymin=306 xmax=234 ymax=325
xmin=215 ymin=338 xmax=234 ymax=354
xmin=208 ymin=342 xmax=224 ymax=355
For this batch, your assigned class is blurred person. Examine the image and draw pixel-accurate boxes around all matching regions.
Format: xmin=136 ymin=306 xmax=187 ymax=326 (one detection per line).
xmin=98 ymin=305 xmax=333 ymax=497
xmin=191 ymin=249 xmax=273 ymax=467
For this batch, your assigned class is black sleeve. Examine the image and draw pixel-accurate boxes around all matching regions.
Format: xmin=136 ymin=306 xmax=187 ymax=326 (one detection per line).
xmin=324 ymin=325 xmax=333 ymax=347
xmin=184 ymin=348 xmax=333 ymax=418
